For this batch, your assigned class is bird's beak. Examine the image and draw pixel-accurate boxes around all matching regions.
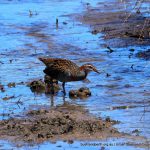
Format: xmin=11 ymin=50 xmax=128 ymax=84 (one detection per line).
xmin=93 ymin=68 xmax=100 ymax=74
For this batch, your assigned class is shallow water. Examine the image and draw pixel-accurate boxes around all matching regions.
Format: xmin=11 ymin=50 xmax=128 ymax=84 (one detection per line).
xmin=0 ymin=0 xmax=150 ymax=149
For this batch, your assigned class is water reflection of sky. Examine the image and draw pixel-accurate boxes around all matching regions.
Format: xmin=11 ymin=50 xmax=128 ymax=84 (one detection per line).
xmin=0 ymin=0 xmax=150 ymax=149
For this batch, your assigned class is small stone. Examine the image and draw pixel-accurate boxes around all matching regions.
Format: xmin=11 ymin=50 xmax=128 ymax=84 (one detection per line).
xmin=77 ymin=91 xmax=87 ymax=98
xmin=69 ymin=90 xmax=78 ymax=98
xmin=28 ymin=80 xmax=45 ymax=93
xmin=91 ymin=29 xmax=99 ymax=35
xmin=129 ymin=48 xmax=135 ymax=52
xmin=63 ymin=22 xmax=67 ymax=25
xmin=78 ymin=87 xmax=91 ymax=96
xmin=7 ymin=82 xmax=16 ymax=88
xmin=69 ymin=87 xmax=91 ymax=98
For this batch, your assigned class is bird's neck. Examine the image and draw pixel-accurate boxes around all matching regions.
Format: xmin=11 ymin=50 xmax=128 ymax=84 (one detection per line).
xmin=78 ymin=70 xmax=87 ymax=80
xmin=78 ymin=66 xmax=88 ymax=80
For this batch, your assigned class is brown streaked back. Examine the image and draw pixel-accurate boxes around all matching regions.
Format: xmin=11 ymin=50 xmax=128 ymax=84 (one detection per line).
xmin=39 ymin=57 xmax=79 ymax=68
xmin=38 ymin=57 xmax=82 ymax=82
xmin=38 ymin=57 xmax=56 ymax=66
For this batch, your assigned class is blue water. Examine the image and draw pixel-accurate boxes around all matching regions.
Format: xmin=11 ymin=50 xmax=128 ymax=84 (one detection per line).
xmin=0 ymin=0 xmax=150 ymax=149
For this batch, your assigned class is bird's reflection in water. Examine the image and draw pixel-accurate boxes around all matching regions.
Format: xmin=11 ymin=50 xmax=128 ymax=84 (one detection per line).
xmin=49 ymin=94 xmax=66 ymax=107
xmin=50 ymin=95 xmax=54 ymax=107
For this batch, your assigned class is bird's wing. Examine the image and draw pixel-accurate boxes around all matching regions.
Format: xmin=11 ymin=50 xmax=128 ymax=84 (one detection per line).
xmin=39 ymin=57 xmax=56 ymax=66
xmin=39 ymin=58 xmax=80 ymax=78
xmin=48 ymin=59 xmax=78 ymax=72
xmin=43 ymin=66 xmax=62 ymax=79
xmin=43 ymin=61 xmax=74 ymax=79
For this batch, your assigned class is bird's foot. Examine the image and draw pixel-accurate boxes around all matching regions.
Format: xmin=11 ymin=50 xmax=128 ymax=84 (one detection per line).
xmin=62 ymin=90 xmax=66 ymax=96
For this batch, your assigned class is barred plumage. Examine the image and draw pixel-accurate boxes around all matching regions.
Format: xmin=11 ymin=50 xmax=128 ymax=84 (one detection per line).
xmin=39 ymin=57 xmax=99 ymax=95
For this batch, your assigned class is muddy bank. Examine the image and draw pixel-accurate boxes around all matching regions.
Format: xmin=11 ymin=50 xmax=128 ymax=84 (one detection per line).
xmin=75 ymin=1 xmax=150 ymax=47
xmin=0 ymin=104 xmax=121 ymax=144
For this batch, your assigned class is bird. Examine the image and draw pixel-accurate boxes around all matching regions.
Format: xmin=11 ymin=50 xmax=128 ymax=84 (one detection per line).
xmin=39 ymin=57 xmax=99 ymax=95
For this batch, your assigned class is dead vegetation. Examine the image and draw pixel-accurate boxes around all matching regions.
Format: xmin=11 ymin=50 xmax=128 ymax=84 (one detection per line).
xmin=75 ymin=0 xmax=150 ymax=48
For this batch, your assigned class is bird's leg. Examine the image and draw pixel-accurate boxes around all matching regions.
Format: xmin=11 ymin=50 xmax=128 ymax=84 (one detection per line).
xmin=50 ymin=78 xmax=54 ymax=94
xmin=50 ymin=95 xmax=54 ymax=107
xmin=62 ymin=82 xmax=66 ymax=95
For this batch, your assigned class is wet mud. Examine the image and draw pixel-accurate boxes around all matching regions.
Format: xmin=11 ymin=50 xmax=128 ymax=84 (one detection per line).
xmin=0 ymin=104 xmax=120 ymax=144
xmin=28 ymin=79 xmax=46 ymax=93
xmin=69 ymin=87 xmax=91 ymax=99
xmin=0 ymin=0 xmax=150 ymax=149
xmin=75 ymin=0 xmax=150 ymax=48
xmin=28 ymin=78 xmax=91 ymax=98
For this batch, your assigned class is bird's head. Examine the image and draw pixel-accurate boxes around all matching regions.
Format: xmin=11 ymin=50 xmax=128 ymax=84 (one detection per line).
xmin=80 ymin=64 xmax=100 ymax=74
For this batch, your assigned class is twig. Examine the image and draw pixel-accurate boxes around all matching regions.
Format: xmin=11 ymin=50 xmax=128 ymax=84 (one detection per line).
xmin=124 ymin=0 xmax=144 ymax=22
xmin=138 ymin=19 xmax=149 ymax=40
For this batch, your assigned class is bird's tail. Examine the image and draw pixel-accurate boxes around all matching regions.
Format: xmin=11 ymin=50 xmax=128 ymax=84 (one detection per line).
xmin=38 ymin=57 xmax=48 ymax=65
xmin=38 ymin=57 xmax=54 ymax=66
xmin=38 ymin=57 xmax=45 ymax=62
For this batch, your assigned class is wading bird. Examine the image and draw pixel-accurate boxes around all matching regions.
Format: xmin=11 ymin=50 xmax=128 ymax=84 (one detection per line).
xmin=39 ymin=57 xmax=99 ymax=95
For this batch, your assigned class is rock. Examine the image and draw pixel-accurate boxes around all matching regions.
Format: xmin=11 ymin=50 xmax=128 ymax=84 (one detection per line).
xmin=7 ymin=82 xmax=16 ymax=88
xmin=27 ymin=78 xmax=60 ymax=94
xmin=78 ymin=87 xmax=91 ymax=96
xmin=69 ymin=87 xmax=91 ymax=99
xmin=69 ymin=90 xmax=78 ymax=98
xmin=91 ymin=29 xmax=99 ymax=35
xmin=0 ymin=105 xmax=121 ymax=143
xmin=28 ymin=80 xmax=45 ymax=93
xmin=136 ymin=49 xmax=150 ymax=60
